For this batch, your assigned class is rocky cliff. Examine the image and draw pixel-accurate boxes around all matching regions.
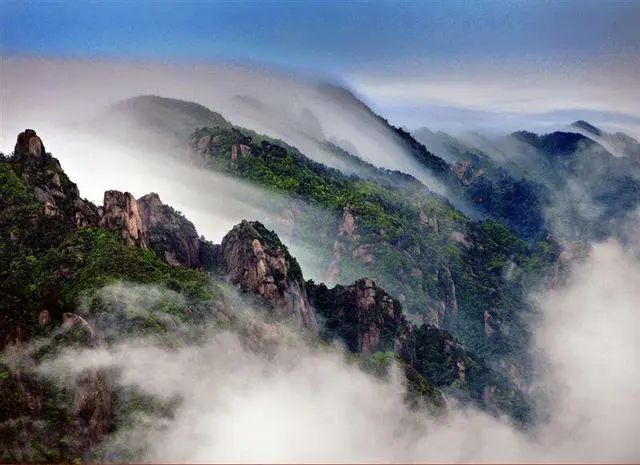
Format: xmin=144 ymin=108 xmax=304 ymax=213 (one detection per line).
xmin=137 ymin=192 xmax=217 ymax=268
xmin=100 ymin=190 xmax=148 ymax=248
xmin=216 ymin=220 xmax=317 ymax=332
xmin=308 ymin=277 xmax=409 ymax=354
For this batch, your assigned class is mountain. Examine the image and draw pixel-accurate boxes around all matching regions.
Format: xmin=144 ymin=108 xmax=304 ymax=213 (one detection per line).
xmin=510 ymin=129 xmax=640 ymax=240
xmin=412 ymin=127 xmax=548 ymax=240
xmin=105 ymin=97 xmax=640 ymax=436
xmin=414 ymin=123 xmax=640 ymax=242
xmin=102 ymin=96 xmax=566 ymax=416
xmin=64 ymin=93 xmax=640 ymax=441
xmin=1 ymin=129 xmax=536 ymax=462
xmin=188 ymin=125 xmax=555 ymax=358
xmin=571 ymin=120 xmax=640 ymax=161
xmin=92 ymin=95 xmax=232 ymax=154
xmin=108 ymin=94 xmax=231 ymax=136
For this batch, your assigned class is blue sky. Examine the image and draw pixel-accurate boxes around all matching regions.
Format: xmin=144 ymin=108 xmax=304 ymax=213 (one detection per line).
xmin=3 ymin=1 xmax=638 ymax=74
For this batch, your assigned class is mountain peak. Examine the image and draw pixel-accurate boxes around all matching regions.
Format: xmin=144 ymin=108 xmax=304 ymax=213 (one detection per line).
xmin=217 ymin=219 xmax=317 ymax=332
xmin=571 ymin=120 xmax=603 ymax=136
xmin=98 ymin=95 xmax=232 ymax=146
xmin=14 ymin=129 xmax=46 ymax=157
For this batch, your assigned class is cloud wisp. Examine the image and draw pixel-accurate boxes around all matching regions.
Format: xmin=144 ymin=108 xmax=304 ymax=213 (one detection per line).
xmin=39 ymin=239 xmax=640 ymax=462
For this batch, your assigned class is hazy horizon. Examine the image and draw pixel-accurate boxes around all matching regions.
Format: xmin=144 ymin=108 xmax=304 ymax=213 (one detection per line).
xmin=2 ymin=1 xmax=640 ymax=136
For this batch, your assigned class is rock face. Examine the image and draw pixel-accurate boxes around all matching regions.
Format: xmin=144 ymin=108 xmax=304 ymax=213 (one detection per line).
xmin=308 ymin=277 xmax=410 ymax=354
xmin=217 ymin=220 xmax=317 ymax=332
xmin=137 ymin=192 xmax=211 ymax=268
xmin=436 ymin=265 xmax=459 ymax=329
xmin=231 ymin=142 xmax=252 ymax=161
xmin=11 ymin=130 xmax=100 ymax=227
xmin=15 ymin=129 xmax=45 ymax=157
xmin=100 ymin=191 xmax=148 ymax=248
xmin=325 ymin=207 xmax=359 ymax=285
xmin=452 ymin=160 xmax=484 ymax=186
xmin=99 ymin=191 xmax=217 ymax=268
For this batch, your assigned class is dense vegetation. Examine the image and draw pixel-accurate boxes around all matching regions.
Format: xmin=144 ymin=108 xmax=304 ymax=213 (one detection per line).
xmin=191 ymin=126 xmax=558 ymax=366
xmin=0 ymin=148 xmax=226 ymax=462
xmin=1 ymin=141 xmax=486 ymax=462
xmin=0 ymin=153 xmax=217 ymax=340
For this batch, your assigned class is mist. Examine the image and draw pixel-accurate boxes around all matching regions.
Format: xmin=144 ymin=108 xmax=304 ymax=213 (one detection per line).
xmin=1 ymin=55 xmax=480 ymax=280
xmin=1 ymin=56 xmax=446 ymax=193
xmin=38 ymin=238 xmax=640 ymax=462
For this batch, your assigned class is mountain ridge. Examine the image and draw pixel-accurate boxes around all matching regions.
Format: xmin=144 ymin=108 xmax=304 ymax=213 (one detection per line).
xmin=1 ymin=128 xmax=534 ymax=462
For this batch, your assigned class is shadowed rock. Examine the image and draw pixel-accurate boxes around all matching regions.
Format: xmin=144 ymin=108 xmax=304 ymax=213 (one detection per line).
xmin=308 ymin=277 xmax=409 ymax=355
xmin=138 ymin=192 xmax=209 ymax=268
xmin=100 ymin=191 xmax=148 ymax=248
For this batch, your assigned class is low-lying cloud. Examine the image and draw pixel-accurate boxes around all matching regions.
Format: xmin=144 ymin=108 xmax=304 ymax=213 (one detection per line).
xmin=41 ymin=239 xmax=640 ymax=462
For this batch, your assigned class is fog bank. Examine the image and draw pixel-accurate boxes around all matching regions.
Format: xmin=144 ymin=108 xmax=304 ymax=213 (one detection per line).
xmin=41 ymin=240 xmax=640 ymax=462
xmin=1 ymin=56 xmax=444 ymax=192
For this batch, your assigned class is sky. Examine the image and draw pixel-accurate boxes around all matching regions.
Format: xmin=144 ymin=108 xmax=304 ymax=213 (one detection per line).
xmin=2 ymin=0 xmax=640 ymax=131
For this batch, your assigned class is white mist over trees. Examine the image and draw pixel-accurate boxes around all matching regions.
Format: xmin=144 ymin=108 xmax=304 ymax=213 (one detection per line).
xmin=3 ymin=54 xmax=640 ymax=463
xmin=40 ymin=240 xmax=640 ymax=462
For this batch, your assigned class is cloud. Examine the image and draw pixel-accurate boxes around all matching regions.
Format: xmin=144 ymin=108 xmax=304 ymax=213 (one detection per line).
xmin=0 ymin=56 xmax=448 ymax=193
xmin=351 ymin=59 xmax=640 ymax=137
xmin=529 ymin=240 xmax=640 ymax=461
xmin=38 ymin=239 xmax=640 ymax=462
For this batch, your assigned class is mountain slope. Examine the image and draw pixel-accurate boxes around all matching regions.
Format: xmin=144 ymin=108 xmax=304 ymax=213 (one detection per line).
xmin=1 ymin=129 xmax=537 ymax=462
xmin=186 ymin=124 xmax=556 ymax=422
xmin=571 ymin=120 xmax=640 ymax=161
xmin=414 ymin=123 xmax=640 ymax=242
xmin=511 ymin=129 xmax=640 ymax=240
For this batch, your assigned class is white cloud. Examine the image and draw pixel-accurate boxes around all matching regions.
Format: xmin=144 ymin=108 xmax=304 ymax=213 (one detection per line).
xmin=41 ymin=240 xmax=640 ymax=462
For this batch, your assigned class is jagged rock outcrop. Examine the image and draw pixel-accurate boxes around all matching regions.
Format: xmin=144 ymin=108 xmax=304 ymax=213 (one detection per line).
xmin=7 ymin=130 xmax=216 ymax=272
xmin=10 ymin=130 xmax=100 ymax=227
xmin=325 ymin=207 xmax=359 ymax=285
xmin=451 ymin=160 xmax=484 ymax=186
xmin=308 ymin=277 xmax=410 ymax=355
xmin=217 ymin=220 xmax=317 ymax=332
xmin=137 ymin=192 xmax=215 ymax=268
xmin=98 ymin=190 xmax=217 ymax=268
xmin=100 ymin=191 xmax=148 ymax=248
xmin=15 ymin=129 xmax=46 ymax=157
